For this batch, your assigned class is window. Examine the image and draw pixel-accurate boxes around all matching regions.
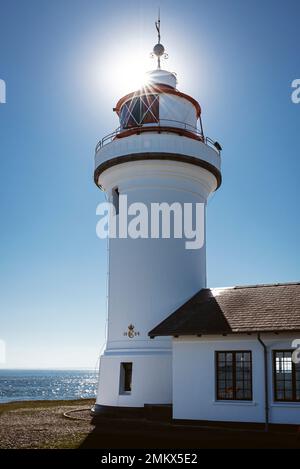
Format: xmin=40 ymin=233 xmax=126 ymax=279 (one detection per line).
xmin=120 ymin=94 xmax=159 ymax=128
xmin=112 ymin=187 xmax=119 ymax=215
xmin=273 ymin=350 xmax=300 ymax=402
xmin=119 ymin=362 xmax=132 ymax=394
xmin=216 ymin=351 xmax=252 ymax=400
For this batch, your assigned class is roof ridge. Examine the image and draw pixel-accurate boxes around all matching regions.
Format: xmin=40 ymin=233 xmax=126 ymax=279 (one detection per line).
xmin=208 ymin=282 xmax=300 ymax=291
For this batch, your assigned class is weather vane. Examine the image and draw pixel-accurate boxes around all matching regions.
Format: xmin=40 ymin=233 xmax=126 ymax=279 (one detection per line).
xmin=150 ymin=9 xmax=168 ymax=69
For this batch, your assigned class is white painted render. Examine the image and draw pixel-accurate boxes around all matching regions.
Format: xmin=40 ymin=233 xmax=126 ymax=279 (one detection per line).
xmin=95 ymin=159 xmax=217 ymax=408
xmin=94 ymin=65 xmax=221 ymax=410
xmin=95 ymin=133 xmax=221 ymax=179
xmin=97 ymin=352 xmax=172 ymax=407
xmin=146 ymin=69 xmax=177 ymax=88
xmin=172 ymin=334 xmax=300 ymax=425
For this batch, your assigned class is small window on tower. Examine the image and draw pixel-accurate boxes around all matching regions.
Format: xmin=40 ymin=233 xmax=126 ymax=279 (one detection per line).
xmin=112 ymin=187 xmax=119 ymax=215
xmin=120 ymin=94 xmax=159 ymax=128
xmin=119 ymin=362 xmax=132 ymax=394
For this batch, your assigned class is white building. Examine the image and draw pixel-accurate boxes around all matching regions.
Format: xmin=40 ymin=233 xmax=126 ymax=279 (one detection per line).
xmin=149 ymin=283 xmax=300 ymax=426
xmin=93 ymin=25 xmax=300 ymax=427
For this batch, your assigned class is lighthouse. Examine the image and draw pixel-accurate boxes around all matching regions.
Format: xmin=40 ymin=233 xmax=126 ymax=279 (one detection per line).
xmin=93 ymin=19 xmax=222 ymax=415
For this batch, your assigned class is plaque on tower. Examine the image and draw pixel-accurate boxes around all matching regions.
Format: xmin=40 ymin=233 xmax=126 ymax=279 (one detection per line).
xmin=123 ymin=324 xmax=140 ymax=339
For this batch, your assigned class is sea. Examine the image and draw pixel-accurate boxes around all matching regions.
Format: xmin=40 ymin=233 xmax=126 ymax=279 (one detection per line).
xmin=0 ymin=369 xmax=98 ymax=403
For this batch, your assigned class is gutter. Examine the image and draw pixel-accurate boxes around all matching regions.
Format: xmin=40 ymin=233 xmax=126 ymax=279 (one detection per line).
xmin=257 ymin=333 xmax=269 ymax=432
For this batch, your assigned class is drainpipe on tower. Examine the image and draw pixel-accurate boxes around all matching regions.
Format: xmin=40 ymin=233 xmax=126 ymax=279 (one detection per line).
xmin=257 ymin=333 xmax=269 ymax=432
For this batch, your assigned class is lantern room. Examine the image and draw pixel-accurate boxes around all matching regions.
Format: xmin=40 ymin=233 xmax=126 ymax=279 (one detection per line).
xmin=94 ymin=14 xmax=222 ymax=189
xmin=114 ymin=68 xmax=203 ymax=142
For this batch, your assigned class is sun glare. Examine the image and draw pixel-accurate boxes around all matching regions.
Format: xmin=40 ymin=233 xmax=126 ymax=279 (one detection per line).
xmin=123 ymin=66 xmax=150 ymax=91
xmin=105 ymin=49 xmax=154 ymax=96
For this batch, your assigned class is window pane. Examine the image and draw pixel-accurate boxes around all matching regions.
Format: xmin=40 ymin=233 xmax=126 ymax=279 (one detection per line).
xmin=284 ymin=390 xmax=293 ymax=400
xmin=274 ymin=351 xmax=298 ymax=401
xmin=120 ymin=95 xmax=159 ymax=128
xmin=244 ymin=389 xmax=252 ymax=400
xmin=124 ymin=363 xmax=132 ymax=392
xmin=216 ymin=351 xmax=252 ymax=400
xmin=120 ymin=98 xmax=140 ymax=128
xmin=234 ymin=351 xmax=252 ymax=400
xmin=131 ymin=99 xmax=141 ymax=125
xmin=277 ymin=391 xmax=284 ymax=400
xmin=119 ymin=362 xmax=132 ymax=394
xmin=236 ymin=389 xmax=245 ymax=399
xmin=140 ymin=95 xmax=159 ymax=124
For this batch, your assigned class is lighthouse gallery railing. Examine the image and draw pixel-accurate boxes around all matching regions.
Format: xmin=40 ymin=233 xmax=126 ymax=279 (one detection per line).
xmin=95 ymin=119 xmax=221 ymax=155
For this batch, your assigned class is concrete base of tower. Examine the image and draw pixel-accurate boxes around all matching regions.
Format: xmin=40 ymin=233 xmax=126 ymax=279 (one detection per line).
xmin=91 ymin=404 xmax=145 ymax=418
xmin=94 ymin=350 xmax=172 ymax=409
xmin=91 ymin=403 xmax=173 ymax=422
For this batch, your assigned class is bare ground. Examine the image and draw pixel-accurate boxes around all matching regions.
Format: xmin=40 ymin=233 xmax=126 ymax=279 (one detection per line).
xmin=1 ymin=400 xmax=300 ymax=449
xmin=0 ymin=399 xmax=94 ymax=449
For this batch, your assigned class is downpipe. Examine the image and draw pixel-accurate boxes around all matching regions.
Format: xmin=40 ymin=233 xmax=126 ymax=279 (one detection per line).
xmin=257 ymin=333 xmax=269 ymax=432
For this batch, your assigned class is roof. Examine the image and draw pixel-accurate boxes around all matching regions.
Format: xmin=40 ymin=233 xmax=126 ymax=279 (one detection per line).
xmin=148 ymin=282 xmax=300 ymax=337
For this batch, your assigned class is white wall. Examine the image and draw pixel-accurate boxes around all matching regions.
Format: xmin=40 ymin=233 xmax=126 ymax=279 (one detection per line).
xmin=95 ymin=133 xmax=221 ymax=176
xmin=172 ymin=334 xmax=300 ymax=425
xmin=101 ymin=161 xmax=216 ymax=350
xmin=96 ymin=159 xmax=217 ymax=408
xmin=97 ymin=352 xmax=172 ymax=407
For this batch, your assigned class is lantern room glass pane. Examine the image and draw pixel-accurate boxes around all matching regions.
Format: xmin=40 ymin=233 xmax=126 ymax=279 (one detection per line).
xmin=120 ymin=95 xmax=159 ymax=128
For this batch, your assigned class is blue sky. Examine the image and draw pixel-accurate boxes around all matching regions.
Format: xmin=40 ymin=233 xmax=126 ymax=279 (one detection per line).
xmin=0 ymin=0 xmax=299 ymax=368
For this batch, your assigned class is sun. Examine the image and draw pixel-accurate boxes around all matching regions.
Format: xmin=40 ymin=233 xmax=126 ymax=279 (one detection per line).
xmin=105 ymin=49 xmax=154 ymax=96
xmin=121 ymin=65 xmax=151 ymax=92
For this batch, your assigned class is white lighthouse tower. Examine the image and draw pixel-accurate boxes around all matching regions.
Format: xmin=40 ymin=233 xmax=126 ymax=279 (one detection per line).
xmin=93 ymin=19 xmax=222 ymax=415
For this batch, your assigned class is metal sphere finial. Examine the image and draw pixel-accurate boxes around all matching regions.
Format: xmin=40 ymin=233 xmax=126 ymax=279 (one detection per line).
xmin=153 ymin=43 xmax=165 ymax=57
